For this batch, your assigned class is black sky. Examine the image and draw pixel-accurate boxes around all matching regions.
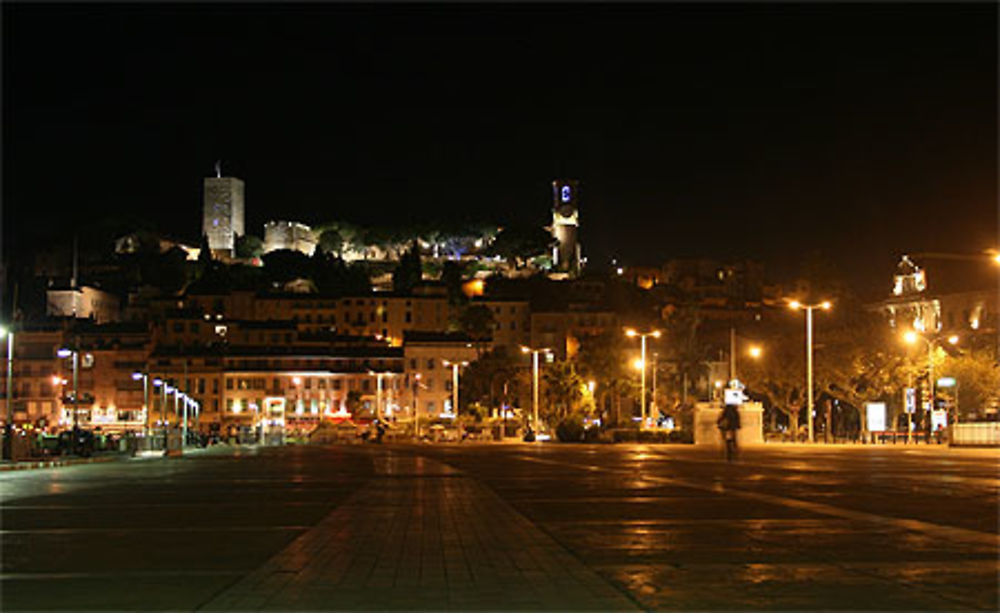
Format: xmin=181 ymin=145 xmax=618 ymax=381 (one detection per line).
xmin=3 ymin=2 xmax=997 ymax=298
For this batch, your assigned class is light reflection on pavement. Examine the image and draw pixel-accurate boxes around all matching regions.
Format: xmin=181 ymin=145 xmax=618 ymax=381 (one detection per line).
xmin=1 ymin=443 xmax=997 ymax=610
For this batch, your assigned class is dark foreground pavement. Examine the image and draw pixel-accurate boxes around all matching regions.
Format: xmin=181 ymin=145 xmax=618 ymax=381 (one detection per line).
xmin=1 ymin=443 xmax=997 ymax=610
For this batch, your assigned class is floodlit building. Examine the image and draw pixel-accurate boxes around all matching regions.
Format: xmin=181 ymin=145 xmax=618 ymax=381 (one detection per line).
xmin=402 ymin=331 xmax=481 ymax=418
xmin=263 ymin=221 xmax=317 ymax=256
xmin=4 ymin=323 xmax=151 ymax=433
xmin=470 ymin=298 xmax=531 ymax=349
xmin=202 ymin=171 xmax=246 ymax=257
xmin=872 ymin=254 xmax=999 ymax=344
xmin=150 ymin=316 xmax=404 ymax=437
xmin=46 ymin=285 xmax=121 ymax=324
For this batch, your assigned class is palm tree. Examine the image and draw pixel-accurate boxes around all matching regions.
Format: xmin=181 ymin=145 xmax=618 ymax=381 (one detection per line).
xmin=575 ymin=332 xmax=635 ymax=427
xmin=541 ymin=360 xmax=585 ymax=426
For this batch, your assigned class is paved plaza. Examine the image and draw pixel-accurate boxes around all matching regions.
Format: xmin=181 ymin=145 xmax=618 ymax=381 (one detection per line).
xmin=1 ymin=443 xmax=998 ymax=610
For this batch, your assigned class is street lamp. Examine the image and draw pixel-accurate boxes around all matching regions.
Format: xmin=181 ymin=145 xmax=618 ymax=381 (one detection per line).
xmin=152 ymin=377 xmax=169 ymax=450
xmin=412 ymin=373 xmax=423 ymax=439
xmin=132 ymin=372 xmax=150 ymax=440
xmin=521 ymin=346 xmax=551 ymax=435
xmin=441 ymin=360 xmax=468 ymax=418
xmin=625 ymin=328 xmax=661 ymax=429
xmin=748 ymin=345 xmax=763 ymax=360
xmin=178 ymin=392 xmax=198 ymax=448
xmin=1 ymin=325 xmax=13 ymax=460
xmin=788 ymin=300 xmax=832 ymax=443
xmin=903 ymin=330 xmax=958 ymax=428
xmin=57 ymin=347 xmax=80 ymax=452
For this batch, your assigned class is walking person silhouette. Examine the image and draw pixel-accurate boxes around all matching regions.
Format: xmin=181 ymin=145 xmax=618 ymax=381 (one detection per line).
xmin=717 ymin=403 xmax=741 ymax=462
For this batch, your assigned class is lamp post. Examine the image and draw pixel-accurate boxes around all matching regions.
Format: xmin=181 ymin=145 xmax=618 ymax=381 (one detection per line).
xmin=57 ymin=346 xmax=80 ymax=453
xmin=788 ymin=300 xmax=832 ymax=443
xmin=152 ymin=378 xmax=169 ymax=450
xmin=178 ymin=392 xmax=187 ymax=447
xmin=441 ymin=360 xmax=468 ymax=418
xmin=903 ymin=331 xmax=958 ymax=432
xmin=521 ymin=346 xmax=550 ymax=435
xmin=651 ymin=353 xmax=658 ymax=423
xmin=1 ymin=326 xmax=12 ymax=460
xmin=132 ymin=372 xmax=150 ymax=440
xmin=179 ymin=393 xmax=198 ymax=448
xmin=625 ymin=328 xmax=661 ymax=429
xmin=412 ymin=373 xmax=422 ymax=439
xmin=167 ymin=383 xmax=178 ymax=449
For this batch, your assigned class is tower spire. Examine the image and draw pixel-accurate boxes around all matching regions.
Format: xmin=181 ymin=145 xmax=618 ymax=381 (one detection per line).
xmin=215 ymin=160 xmax=222 ymax=178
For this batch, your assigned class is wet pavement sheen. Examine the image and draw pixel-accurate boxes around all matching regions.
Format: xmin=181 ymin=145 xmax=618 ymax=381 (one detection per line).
xmin=1 ymin=443 xmax=997 ymax=610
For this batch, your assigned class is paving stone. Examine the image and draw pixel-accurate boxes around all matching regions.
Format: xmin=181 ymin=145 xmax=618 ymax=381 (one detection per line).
xmin=202 ymin=452 xmax=638 ymax=610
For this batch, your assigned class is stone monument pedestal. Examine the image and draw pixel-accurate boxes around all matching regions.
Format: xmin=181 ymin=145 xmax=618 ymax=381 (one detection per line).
xmin=694 ymin=402 xmax=763 ymax=446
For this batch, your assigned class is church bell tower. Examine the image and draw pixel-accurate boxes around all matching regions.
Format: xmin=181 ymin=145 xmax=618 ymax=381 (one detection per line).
xmin=551 ymin=179 xmax=581 ymax=275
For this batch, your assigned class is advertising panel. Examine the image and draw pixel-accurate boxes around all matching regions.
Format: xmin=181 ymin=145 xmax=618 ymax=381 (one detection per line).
xmin=931 ymin=409 xmax=948 ymax=431
xmin=866 ymin=402 xmax=886 ymax=432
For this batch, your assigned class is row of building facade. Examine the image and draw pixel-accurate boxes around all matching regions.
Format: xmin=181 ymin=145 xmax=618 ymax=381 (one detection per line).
xmin=3 ymin=281 xmax=632 ymax=435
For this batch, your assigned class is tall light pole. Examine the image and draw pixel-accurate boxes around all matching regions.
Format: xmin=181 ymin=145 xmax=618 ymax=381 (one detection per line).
xmin=650 ymin=353 xmax=658 ymax=422
xmin=152 ymin=378 xmax=169 ymax=450
xmin=132 ymin=372 xmax=150 ymax=440
xmin=57 ymin=346 xmax=80 ymax=452
xmin=1 ymin=326 xmax=13 ymax=460
xmin=521 ymin=346 xmax=550 ymax=434
xmin=441 ymin=360 xmax=468 ymax=417
xmin=412 ymin=373 xmax=422 ymax=439
xmin=788 ymin=300 xmax=831 ymax=443
xmin=903 ymin=331 xmax=958 ymax=430
xmin=625 ymin=328 xmax=661 ymax=429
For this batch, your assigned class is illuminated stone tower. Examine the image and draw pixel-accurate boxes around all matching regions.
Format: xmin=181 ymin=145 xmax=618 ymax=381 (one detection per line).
xmin=551 ymin=179 xmax=581 ymax=275
xmin=202 ymin=165 xmax=245 ymax=257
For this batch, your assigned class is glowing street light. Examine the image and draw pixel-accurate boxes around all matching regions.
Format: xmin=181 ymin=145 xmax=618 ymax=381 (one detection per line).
xmin=521 ymin=346 xmax=551 ymax=436
xmin=441 ymin=360 xmax=469 ymax=418
xmin=412 ymin=373 xmax=424 ymax=439
xmin=1 ymin=325 xmax=12 ymax=460
xmin=625 ymin=328 xmax=661 ymax=429
xmin=788 ymin=300 xmax=832 ymax=443
xmin=57 ymin=346 xmax=81 ymax=450
xmin=903 ymin=330 xmax=959 ymax=425
xmin=748 ymin=345 xmax=763 ymax=359
xmin=132 ymin=371 xmax=150 ymax=439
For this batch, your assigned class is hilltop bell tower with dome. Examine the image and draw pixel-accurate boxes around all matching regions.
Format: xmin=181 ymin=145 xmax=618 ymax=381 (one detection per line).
xmin=551 ymin=179 xmax=581 ymax=276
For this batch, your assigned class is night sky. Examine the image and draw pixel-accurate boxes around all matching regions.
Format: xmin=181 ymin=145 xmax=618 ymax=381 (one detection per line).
xmin=3 ymin=3 xmax=997 ymax=298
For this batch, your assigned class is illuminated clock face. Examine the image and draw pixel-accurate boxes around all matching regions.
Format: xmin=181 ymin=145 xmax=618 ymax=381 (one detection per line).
xmin=561 ymin=185 xmax=571 ymax=202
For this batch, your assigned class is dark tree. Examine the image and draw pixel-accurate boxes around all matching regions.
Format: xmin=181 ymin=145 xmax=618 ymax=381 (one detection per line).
xmin=235 ymin=234 xmax=264 ymax=259
xmin=458 ymin=347 xmax=525 ymax=413
xmin=197 ymin=234 xmax=213 ymax=266
xmin=459 ymin=304 xmax=496 ymax=346
xmin=441 ymin=260 xmax=466 ymax=305
xmin=392 ymin=242 xmax=423 ymax=294
xmin=317 ymin=229 xmax=344 ymax=256
xmin=262 ymin=249 xmax=312 ymax=285
xmin=489 ymin=226 xmax=557 ymax=268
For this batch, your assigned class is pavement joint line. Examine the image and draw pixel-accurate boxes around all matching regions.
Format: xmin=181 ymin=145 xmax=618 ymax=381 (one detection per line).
xmin=1 ymin=570 xmax=244 ymax=580
xmin=513 ymin=454 xmax=1000 ymax=548
xmin=0 ymin=525 xmax=312 ymax=535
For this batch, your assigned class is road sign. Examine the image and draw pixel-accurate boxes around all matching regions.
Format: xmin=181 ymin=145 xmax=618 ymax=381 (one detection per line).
xmin=904 ymin=388 xmax=916 ymax=414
